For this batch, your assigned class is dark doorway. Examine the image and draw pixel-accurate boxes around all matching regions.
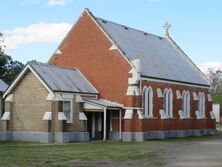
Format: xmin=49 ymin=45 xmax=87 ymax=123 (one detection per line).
xmin=85 ymin=111 xmax=111 ymax=140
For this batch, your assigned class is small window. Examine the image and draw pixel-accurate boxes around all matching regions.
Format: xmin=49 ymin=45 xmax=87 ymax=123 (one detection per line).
xmin=142 ymin=87 xmax=147 ymax=115
xmin=186 ymin=92 xmax=190 ymax=118
xmin=168 ymin=89 xmax=173 ymax=117
xmin=142 ymin=86 xmax=153 ymax=117
xmin=163 ymin=89 xmax=168 ymax=115
xmin=163 ymin=88 xmax=173 ymax=118
xmin=182 ymin=91 xmax=190 ymax=118
xmin=198 ymin=92 xmax=205 ymax=118
xmin=63 ymin=100 xmax=73 ymax=123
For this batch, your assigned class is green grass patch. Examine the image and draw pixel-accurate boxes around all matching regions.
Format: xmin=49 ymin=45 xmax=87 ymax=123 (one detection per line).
xmin=0 ymin=141 xmax=163 ymax=167
xmin=0 ymin=132 xmax=222 ymax=167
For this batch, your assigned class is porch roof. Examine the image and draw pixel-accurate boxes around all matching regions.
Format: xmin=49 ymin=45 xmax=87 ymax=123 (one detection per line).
xmin=83 ymin=98 xmax=123 ymax=109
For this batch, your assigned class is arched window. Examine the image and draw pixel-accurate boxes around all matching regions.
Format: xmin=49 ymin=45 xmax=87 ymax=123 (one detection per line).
xmin=163 ymin=88 xmax=173 ymax=117
xmin=182 ymin=91 xmax=190 ymax=118
xmin=142 ymin=86 xmax=147 ymax=115
xmin=198 ymin=93 xmax=202 ymax=116
xmin=186 ymin=92 xmax=190 ymax=118
xmin=142 ymin=86 xmax=153 ymax=117
xmin=168 ymin=89 xmax=173 ymax=117
xmin=202 ymin=93 xmax=205 ymax=118
xmin=198 ymin=92 xmax=205 ymax=118
xmin=147 ymin=87 xmax=153 ymax=117
xmin=163 ymin=88 xmax=169 ymax=116
xmin=182 ymin=91 xmax=187 ymax=116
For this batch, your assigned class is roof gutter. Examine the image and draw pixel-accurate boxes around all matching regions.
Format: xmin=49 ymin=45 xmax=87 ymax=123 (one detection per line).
xmin=53 ymin=90 xmax=99 ymax=95
xmin=141 ymin=75 xmax=210 ymax=88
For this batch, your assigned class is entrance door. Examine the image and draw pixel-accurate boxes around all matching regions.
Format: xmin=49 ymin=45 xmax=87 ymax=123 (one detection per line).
xmin=86 ymin=112 xmax=93 ymax=139
xmin=86 ymin=111 xmax=111 ymax=140
xmin=86 ymin=112 xmax=103 ymax=140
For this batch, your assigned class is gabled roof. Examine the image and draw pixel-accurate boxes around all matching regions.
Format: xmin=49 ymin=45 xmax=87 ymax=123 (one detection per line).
xmin=95 ymin=17 xmax=210 ymax=87
xmin=29 ymin=62 xmax=98 ymax=94
xmin=4 ymin=62 xmax=98 ymax=97
xmin=0 ymin=79 xmax=8 ymax=94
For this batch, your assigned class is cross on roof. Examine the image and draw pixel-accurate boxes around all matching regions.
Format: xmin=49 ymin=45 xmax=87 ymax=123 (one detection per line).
xmin=163 ymin=22 xmax=171 ymax=36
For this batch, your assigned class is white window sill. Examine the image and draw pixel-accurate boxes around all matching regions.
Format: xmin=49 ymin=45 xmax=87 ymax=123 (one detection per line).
xmin=166 ymin=116 xmax=176 ymax=119
xmin=180 ymin=117 xmax=193 ymax=120
xmin=142 ymin=116 xmax=158 ymax=120
xmin=159 ymin=116 xmax=176 ymax=120
xmin=196 ymin=117 xmax=208 ymax=120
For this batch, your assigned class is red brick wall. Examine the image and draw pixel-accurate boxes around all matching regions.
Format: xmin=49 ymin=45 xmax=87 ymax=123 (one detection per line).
xmin=49 ymin=11 xmax=131 ymax=105
xmin=120 ymin=80 xmax=215 ymax=132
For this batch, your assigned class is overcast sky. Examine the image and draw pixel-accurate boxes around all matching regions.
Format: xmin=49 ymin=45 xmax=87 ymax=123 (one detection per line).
xmin=1 ymin=0 xmax=222 ymax=73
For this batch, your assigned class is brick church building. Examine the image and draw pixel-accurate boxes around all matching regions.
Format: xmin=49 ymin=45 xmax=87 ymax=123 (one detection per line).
xmin=0 ymin=9 xmax=216 ymax=142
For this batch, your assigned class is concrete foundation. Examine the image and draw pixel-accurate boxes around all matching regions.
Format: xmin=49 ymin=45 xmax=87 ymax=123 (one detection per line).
xmin=109 ymin=129 xmax=217 ymax=142
xmin=0 ymin=129 xmax=216 ymax=143
xmin=0 ymin=131 xmax=89 ymax=143
xmin=55 ymin=132 xmax=89 ymax=143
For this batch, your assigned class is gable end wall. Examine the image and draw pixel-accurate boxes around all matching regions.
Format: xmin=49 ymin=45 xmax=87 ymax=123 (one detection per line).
xmin=9 ymin=70 xmax=51 ymax=132
xmin=49 ymin=11 xmax=132 ymax=105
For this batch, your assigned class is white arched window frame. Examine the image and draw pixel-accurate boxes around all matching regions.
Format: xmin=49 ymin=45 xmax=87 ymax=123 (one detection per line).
xmin=198 ymin=92 xmax=205 ymax=118
xmin=198 ymin=93 xmax=202 ymax=116
xmin=142 ymin=86 xmax=147 ymax=115
xmin=163 ymin=88 xmax=173 ymax=118
xmin=142 ymin=86 xmax=153 ymax=117
xmin=201 ymin=93 xmax=205 ymax=118
xmin=147 ymin=87 xmax=153 ymax=117
xmin=182 ymin=91 xmax=187 ymax=116
xmin=168 ymin=89 xmax=173 ymax=117
xmin=182 ymin=91 xmax=190 ymax=118
xmin=163 ymin=88 xmax=169 ymax=116
xmin=186 ymin=92 xmax=190 ymax=118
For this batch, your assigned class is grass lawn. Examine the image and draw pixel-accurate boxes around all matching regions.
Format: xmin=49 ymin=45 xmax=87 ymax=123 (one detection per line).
xmin=0 ymin=132 xmax=222 ymax=167
xmin=0 ymin=141 xmax=163 ymax=167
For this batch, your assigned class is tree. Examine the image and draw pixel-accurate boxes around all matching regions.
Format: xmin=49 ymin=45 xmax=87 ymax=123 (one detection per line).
xmin=207 ymin=68 xmax=222 ymax=107
xmin=0 ymin=33 xmax=24 ymax=84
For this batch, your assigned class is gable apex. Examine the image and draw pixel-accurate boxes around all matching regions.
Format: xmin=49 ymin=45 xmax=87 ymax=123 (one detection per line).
xmin=48 ymin=8 xmax=135 ymax=72
xmin=80 ymin=9 xmax=135 ymax=71
xmin=3 ymin=64 xmax=53 ymax=98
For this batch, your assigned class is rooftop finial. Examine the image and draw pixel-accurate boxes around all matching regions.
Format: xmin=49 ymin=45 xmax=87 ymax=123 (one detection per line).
xmin=163 ymin=22 xmax=171 ymax=36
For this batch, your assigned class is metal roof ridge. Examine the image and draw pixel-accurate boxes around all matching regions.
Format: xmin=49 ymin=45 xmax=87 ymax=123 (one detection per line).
xmin=96 ymin=17 xmax=166 ymax=39
xmin=29 ymin=62 xmax=78 ymax=71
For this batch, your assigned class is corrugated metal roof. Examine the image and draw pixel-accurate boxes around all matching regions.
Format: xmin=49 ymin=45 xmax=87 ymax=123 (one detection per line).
xmin=29 ymin=62 xmax=98 ymax=94
xmin=96 ymin=17 xmax=209 ymax=86
xmin=83 ymin=98 xmax=123 ymax=108
xmin=0 ymin=79 xmax=8 ymax=93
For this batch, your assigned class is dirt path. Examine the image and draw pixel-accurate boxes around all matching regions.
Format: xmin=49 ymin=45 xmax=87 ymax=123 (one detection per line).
xmin=48 ymin=139 xmax=222 ymax=167
xmin=164 ymin=139 xmax=222 ymax=167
